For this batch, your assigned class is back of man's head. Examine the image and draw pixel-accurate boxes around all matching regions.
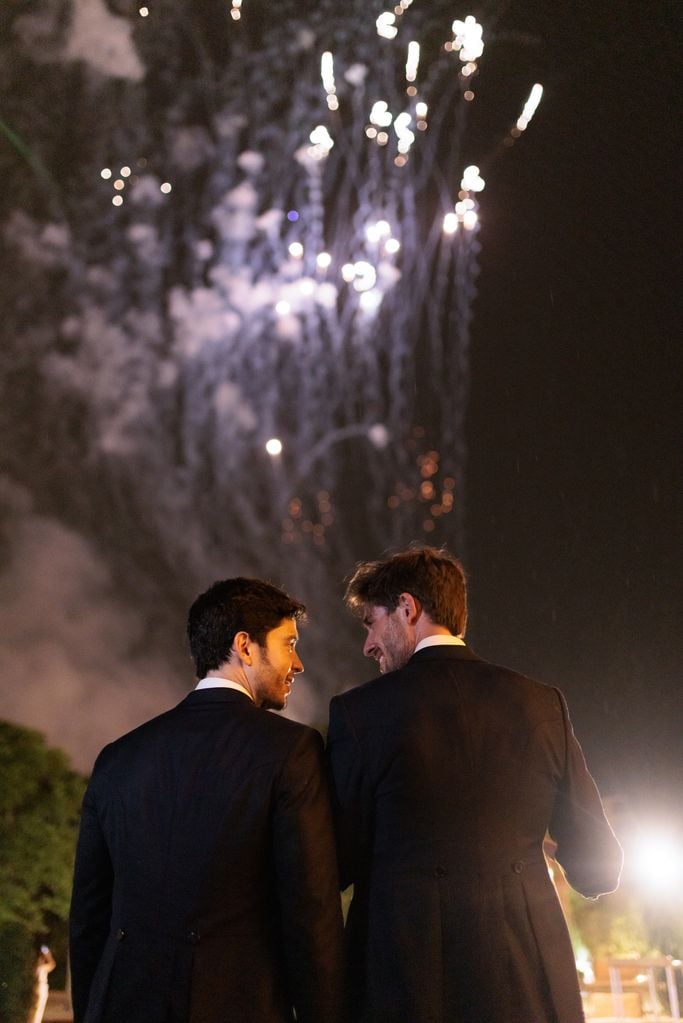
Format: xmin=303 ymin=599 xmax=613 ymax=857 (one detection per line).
xmin=187 ymin=577 xmax=306 ymax=679
xmin=345 ymin=546 xmax=467 ymax=636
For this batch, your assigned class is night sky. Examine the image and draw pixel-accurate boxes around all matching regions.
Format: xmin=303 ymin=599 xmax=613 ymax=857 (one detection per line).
xmin=464 ymin=0 xmax=682 ymax=823
xmin=0 ymin=0 xmax=680 ymax=844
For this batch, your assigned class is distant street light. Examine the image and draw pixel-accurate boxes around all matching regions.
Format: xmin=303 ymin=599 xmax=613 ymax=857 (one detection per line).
xmin=631 ymin=829 xmax=682 ymax=895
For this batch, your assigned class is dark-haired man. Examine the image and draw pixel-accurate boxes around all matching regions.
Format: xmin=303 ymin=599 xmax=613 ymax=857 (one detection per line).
xmin=327 ymin=547 xmax=622 ymax=1023
xmin=70 ymin=578 xmax=344 ymax=1023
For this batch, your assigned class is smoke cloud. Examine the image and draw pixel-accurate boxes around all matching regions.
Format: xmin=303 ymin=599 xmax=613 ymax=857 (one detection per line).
xmin=0 ymin=479 xmax=184 ymax=773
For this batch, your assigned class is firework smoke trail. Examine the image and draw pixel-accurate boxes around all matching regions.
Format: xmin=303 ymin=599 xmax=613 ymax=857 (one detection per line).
xmin=0 ymin=0 xmax=543 ymax=749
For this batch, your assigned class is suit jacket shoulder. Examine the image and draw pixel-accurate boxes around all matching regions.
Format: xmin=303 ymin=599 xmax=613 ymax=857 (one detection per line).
xmin=92 ymin=689 xmax=322 ymax=777
xmin=331 ymin=645 xmax=564 ymax=736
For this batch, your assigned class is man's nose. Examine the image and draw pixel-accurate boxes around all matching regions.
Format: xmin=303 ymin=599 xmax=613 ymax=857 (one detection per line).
xmin=292 ymin=650 xmax=304 ymax=673
xmin=363 ymin=635 xmax=376 ymax=659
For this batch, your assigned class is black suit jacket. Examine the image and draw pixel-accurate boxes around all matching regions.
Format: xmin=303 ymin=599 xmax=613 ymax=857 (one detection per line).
xmin=70 ymin=688 xmax=344 ymax=1023
xmin=327 ymin=645 xmax=623 ymax=1023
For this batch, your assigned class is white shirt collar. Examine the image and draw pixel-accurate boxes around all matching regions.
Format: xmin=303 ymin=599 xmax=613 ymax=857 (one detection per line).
xmin=414 ymin=634 xmax=465 ymax=654
xmin=194 ymin=677 xmax=254 ymax=701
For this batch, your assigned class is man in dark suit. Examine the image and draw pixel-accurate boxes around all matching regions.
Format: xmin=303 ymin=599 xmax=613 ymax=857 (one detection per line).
xmin=70 ymin=577 xmax=344 ymax=1023
xmin=327 ymin=547 xmax=623 ymax=1023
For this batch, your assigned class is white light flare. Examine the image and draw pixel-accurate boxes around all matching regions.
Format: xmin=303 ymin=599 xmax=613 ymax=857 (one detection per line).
xmin=309 ymin=124 xmax=334 ymax=150
xmin=376 ymin=12 xmax=398 ymax=39
xmin=321 ymin=51 xmax=338 ymax=110
xmin=443 ymin=212 xmax=459 ymax=234
xmin=369 ymin=101 xmax=393 ymax=128
xmin=452 ymin=16 xmax=484 ymax=63
xmin=321 ymin=51 xmax=335 ymax=94
xmin=265 ymin=438 xmax=283 ymax=456
xmin=631 ymin=830 xmax=683 ymax=895
xmin=359 ymin=288 xmax=383 ymax=314
xmin=365 ymin=219 xmax=391 ymax=244
xmin=406 ymin=41 xmax=420 ymax=83
xmin=308 ymin=124 xmax=334 ymax=160
xmin=452 ymin=196 xmax=478 ymax=232
xmin=462 ymin=209 xmax=478 ymax=230
xmin=516 ymin=83 xmax=544 ymax=131
xmin=394 ymin=111 xmax=415 ymax=153
xmin=352 ymin=261 xmax=377 ymax=292
xmin=461 ymin=165 xmax=485 ymax=192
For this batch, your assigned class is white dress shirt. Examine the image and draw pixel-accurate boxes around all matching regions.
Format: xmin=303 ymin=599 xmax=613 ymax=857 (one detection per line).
xmin=194 ymin=677 xmax=254 ymax=701
xmin=414 ymin=634 xmax=465 ymax=654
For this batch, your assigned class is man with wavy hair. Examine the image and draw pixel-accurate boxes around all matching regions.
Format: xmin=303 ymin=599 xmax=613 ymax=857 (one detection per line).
xmin=327 ymin=546 xmax=622 ymax=1023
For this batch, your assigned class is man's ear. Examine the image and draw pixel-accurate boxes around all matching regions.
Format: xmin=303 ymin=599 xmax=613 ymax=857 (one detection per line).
xmin=397 ymin=592 xmax=421 ymax=625
xmin=233 ymin=631 xmax=254 ymax=665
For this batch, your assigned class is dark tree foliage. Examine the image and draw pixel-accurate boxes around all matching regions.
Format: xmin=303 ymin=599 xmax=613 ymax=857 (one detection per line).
xmin=0 ymin=720 xmax=85 ymax=1021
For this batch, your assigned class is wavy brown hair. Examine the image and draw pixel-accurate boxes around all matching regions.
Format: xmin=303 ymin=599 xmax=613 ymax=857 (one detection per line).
xmin=345 ymin=546 xmax=467 ymax=637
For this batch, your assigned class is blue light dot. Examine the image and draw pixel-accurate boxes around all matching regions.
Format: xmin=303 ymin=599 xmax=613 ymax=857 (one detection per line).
xmin=287 ymin=210 xmax=299 ymax=222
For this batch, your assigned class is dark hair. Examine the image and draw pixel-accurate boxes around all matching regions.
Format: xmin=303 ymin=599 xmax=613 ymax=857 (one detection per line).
xmin=345 ymin=546 xmax=467 ymax=636
xmin=187 ymin=577 xmax=306 ymax=679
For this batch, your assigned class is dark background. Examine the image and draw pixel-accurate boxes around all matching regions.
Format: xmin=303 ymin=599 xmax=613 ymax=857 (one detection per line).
xmin=464 ymin=0 xmax=681 ymax=819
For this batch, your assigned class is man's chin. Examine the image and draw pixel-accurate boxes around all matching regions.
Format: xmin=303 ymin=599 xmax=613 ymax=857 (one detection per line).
xmin=379 ymin=653 xmax=411 ymax=674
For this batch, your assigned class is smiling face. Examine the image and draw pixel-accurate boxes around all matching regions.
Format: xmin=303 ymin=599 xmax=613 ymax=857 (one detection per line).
xmin=362 ymin=603 xmax=415 ymax=674
xmin=249 ymin=617 xmax=303 ymax=710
